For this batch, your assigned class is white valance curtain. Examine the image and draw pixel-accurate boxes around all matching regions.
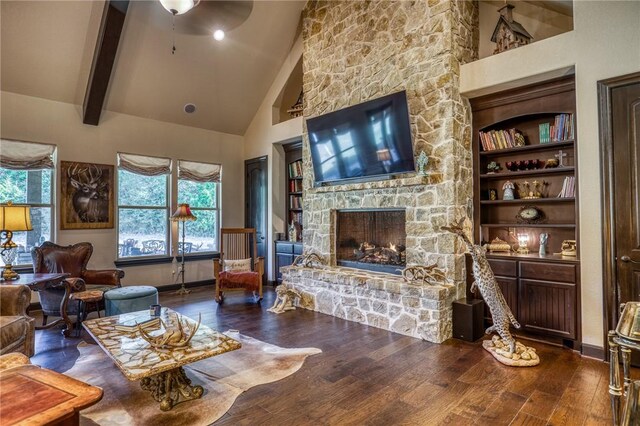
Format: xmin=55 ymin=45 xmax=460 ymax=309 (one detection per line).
xmin=178 ymin=160 xmax=221 ymax=183
xmin=118 ymin=153 xmax=171 ymax=176
xmin=0 ymin=139 xmax=55 ymax=170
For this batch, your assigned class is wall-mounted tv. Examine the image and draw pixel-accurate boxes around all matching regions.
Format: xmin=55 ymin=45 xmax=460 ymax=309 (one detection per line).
xmin=307 ymin=91 xmax=415 ymax=185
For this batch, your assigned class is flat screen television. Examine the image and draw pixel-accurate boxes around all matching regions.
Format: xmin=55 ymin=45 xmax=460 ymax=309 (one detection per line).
xmin=307 ymin=91 xmax=415 ymax=185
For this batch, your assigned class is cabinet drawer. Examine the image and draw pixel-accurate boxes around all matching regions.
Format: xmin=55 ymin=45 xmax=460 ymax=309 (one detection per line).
xmin=520 ymin=261 xmax=576 ymax=283
xmin=519 ymin=278 xmax=576 ymax=339
xmin=488 ymin=259 xmax=517 ymax=277
xmin=294 ymin=243 xmax=303 ymax=255
xmin=275 ymin=242 xmax=294 ymax=254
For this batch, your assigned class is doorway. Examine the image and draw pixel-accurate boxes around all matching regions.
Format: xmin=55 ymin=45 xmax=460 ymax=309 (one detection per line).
xmin=244 ymin=156 xmax=268 ymax=265
xmin=600 ymin=72 xmax=640 ymax=354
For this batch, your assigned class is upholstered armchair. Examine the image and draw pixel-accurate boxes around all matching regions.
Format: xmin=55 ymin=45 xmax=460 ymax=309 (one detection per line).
xmin=0 ymin=285 xmax=35 ymax=357
xmin=214 ymin=228 xmax=263 ymax=304
xmin=31 ymin=242 xmax=124 ymax=325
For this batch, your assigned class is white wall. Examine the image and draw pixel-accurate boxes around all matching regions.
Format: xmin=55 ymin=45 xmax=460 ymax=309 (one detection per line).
xmin=1 ymin=90 xmax=245 ymax=288
xmin=243 ymin=35 xmax=303 ymax=281
xmin=460 ymin=0 xmax=640 ymax=349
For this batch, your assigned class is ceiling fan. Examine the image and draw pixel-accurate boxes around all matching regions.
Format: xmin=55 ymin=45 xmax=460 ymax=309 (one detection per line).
xmin=153 ymin=0 xmax=254 ymax=36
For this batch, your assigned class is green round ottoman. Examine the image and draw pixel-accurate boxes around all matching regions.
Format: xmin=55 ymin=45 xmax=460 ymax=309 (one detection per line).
xmin=104 ymin=286 xmax=159 ymax=316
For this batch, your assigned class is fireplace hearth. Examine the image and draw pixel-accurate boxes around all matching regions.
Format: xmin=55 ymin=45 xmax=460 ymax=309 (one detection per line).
xmin=335 ymin=209 xmax=406 ymax=274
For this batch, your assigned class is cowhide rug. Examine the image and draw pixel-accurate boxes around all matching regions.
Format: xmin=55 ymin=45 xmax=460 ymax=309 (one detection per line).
xmin=64 ymin=331 xmax=321 ymax=425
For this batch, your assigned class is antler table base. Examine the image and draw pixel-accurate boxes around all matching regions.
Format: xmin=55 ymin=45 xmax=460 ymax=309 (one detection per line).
xmin=140 ymin=367 xmax=204 ymax=411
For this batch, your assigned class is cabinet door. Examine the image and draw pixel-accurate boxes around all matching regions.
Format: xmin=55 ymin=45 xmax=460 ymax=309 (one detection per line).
xmin=276 ymin=253 xmax=294 ymax=281
xmin=519 ymin=278 xmax=576 ymax=339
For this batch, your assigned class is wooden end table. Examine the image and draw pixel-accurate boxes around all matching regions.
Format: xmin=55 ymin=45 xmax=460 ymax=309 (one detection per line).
xmin=0 ymin=363 xmax=103 ymax=425
xmin=3 ymin=273 xmax=74 ymax=337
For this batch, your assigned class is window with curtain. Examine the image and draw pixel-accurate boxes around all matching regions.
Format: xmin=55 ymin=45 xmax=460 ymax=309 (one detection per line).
xmin=177 ymin=160 xmax=221 ymax=254
xmin=117 ymin=153 xmax=171 ymax=258
xmin=0 ymin=139 xmax=55 ymax=266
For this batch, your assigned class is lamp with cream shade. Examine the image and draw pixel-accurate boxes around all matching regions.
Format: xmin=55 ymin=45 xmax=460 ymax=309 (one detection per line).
xmin=171 ymin=203 xmax=197 ymax=295
xmin=0 ymin=202 xmax=33 ymax=281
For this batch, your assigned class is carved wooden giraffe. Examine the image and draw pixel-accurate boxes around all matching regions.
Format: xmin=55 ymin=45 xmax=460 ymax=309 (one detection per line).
xmin=442 ymin=218 xmax=521 ymax=354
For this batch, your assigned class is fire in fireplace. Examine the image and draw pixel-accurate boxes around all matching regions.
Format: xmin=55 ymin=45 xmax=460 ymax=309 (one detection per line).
xmin=335 ymin=209 xmax=406 ymax=274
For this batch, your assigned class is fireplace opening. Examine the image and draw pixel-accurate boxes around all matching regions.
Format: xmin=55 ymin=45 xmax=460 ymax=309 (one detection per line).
xmin=336 ymin=209 xmax=406 ymax=275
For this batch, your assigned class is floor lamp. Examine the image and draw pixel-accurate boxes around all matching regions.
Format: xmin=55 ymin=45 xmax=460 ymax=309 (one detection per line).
xmin=171 ymin=203 xmax=196 ymax=295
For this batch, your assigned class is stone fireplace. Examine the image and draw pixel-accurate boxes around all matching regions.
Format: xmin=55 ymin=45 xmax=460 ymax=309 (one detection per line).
xmin=280 ymin=0 xmax=478 ymax=344
xmin=336 ymin=209 xmax=406 ymax=274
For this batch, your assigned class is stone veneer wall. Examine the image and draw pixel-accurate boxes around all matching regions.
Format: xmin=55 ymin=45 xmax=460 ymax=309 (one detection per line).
xmin=290 ymin=0 xmax=478 ymax=341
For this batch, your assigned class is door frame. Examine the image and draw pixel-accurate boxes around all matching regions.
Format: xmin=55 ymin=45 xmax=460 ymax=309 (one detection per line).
xmin=244 ymin=155 xmax=268 ymax=254
xmin=598 ymin=71 xmax=640 ymax=356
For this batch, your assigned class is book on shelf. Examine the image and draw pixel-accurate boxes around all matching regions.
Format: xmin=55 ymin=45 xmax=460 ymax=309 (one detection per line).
xmin=290 ymin=211 xmax=303 ymax=225
xmin=288 ymin=160 xmax=303 ymax=178
xmin=290 ymin=195 xmax=302 ymax=209
xmin=539 ymin=123 xmax=550 ymax=144
xmin=114 ymin=313 xmax=161 ymax=332
xmin=289 ymin=179 xmax=302 ymax=192
xmin=557 ymin=176 xmax=576 ymax=198
xmin=479 ymin=128 xmax=524 ymax=151
xmin=549 ymin=113 xmax=574 ymax=142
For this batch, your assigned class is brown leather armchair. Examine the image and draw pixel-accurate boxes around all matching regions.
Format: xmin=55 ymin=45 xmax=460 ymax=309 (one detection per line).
xmin=0 ymin=285 xmax=35 ymax=357
xmin=31 ymin=242 xmax=124 ymax=325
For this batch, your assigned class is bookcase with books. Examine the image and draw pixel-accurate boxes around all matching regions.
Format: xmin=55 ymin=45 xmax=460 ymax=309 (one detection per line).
xmin=275 ymin=141 xmax=304 ymax=284
xmin=469 ymin=76 xmax=581 ymax=348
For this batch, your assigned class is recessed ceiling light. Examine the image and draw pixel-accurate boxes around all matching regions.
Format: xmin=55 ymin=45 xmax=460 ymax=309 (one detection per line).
xmin=184 ymin=103 xmax=196 ymax=114
xmin=213 ymin=29 xmax=225 ymax=41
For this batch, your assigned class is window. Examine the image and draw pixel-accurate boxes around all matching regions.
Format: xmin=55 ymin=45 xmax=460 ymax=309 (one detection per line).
xmin=117 ymin=153 xmax=171 ymax=258
xmin=177 ymin=160 xmax=221 ymax=253
xmin=0 ymin=139 xmax=55 ymax=266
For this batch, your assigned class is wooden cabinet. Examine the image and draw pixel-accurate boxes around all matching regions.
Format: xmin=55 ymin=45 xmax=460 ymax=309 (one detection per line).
xmin=275 ymin=241 xmax=303 ymax=283
xmin=469 ymin=76 xmax=581 ymax=347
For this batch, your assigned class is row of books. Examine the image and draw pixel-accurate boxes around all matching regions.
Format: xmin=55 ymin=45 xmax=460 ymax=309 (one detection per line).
xmin=479 ymin=129 xmax=523 ymax=151
xmin=557 ymin=176 xmax=576 ymax=198
xmin=289 ymin=179 xmax=302 ymax=192
xmin=540 ymin=114 xmax=574 ymax=143
xmin=290 ymin=195 xmax=302 ymax=209
xmin=289 ymin=211 xmax=303 ymax=225
xmin=288 ymin=160 xmax=303 ymax=178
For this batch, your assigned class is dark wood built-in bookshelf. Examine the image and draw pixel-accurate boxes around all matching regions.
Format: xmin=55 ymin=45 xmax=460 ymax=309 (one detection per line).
xmin=469 ymin=75 xmax=581 ymax=349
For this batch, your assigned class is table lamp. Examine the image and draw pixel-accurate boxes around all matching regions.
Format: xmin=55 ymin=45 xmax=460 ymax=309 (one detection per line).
xmin=516 ymin=233 xmax=530 ymax=254
xmin=0 ymin=202 xmax=33 ymax=281
xmin=171 ymin=203 xmax=196 ymax=295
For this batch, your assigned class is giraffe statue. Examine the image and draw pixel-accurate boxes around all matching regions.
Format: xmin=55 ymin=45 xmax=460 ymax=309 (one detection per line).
xmin=441 ymin=218 xmax=521 ymax=354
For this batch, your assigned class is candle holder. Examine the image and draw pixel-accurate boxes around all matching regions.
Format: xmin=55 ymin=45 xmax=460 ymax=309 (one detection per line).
xmin=516 ymin=234 xmax=530 ymax=254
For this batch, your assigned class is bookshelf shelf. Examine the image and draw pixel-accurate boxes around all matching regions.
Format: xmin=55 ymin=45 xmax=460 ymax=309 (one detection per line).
xmin=480 ymin=198 xmax=575 ymax=205
xmin=479 ymin=140 xmax=574 ymax=156
xmin=284 ymin=142 xmax=303 ymax=242
xmin=480 ymin=167 xmax=574 ymax=180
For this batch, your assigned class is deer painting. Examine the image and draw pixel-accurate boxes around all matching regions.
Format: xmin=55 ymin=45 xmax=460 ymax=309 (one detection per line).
xmin=61 ymin=162 xmax=113 ymax=228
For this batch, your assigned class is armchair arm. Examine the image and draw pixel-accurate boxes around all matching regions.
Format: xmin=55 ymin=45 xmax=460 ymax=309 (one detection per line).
xmin=82 ymin=269 xmax=124 ymax=286
xmin=0 ymin=285 xmax=31 ymax=317
xmin=256 ymin=257 xmax=264 ymax=278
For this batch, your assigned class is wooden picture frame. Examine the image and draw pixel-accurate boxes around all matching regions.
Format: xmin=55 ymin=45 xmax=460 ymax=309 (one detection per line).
xmin=60 ymin=161 xmax=114 ymax=229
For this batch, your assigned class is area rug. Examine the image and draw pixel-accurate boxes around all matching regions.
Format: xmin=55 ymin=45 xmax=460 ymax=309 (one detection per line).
xmin=64 ymin=331 xmax=321 ymax=425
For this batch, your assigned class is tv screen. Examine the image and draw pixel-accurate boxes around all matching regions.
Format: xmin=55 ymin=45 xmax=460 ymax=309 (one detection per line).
xmin=307 ymin=91 xmax=415 ymax=184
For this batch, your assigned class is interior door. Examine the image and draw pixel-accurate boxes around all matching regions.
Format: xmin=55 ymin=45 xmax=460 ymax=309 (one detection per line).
xmin=245 ymin=156 xmax=268 ymax=260
xmin=612 ymin=82 xmax=640 ymax=309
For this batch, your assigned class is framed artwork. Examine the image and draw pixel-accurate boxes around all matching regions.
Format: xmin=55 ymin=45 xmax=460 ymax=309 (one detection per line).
xmin=60 ymin=161 xmax=114 ymax=229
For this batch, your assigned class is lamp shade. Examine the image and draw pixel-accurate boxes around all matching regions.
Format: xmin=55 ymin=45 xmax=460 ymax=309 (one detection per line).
xmin=171 ymin=203 xmax=197 ymax=222
xmin=158 ymin=0 xmax=199 ymax=15
xmin=0 ymin=203 xmax=32 ymax=231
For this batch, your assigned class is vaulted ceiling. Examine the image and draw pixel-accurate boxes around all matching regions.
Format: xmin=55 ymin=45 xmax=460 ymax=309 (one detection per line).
xmin=1 ymin=1 xmax=305 ymax=135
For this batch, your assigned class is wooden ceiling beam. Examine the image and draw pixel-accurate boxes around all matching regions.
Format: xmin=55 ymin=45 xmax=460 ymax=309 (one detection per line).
xmin=82 ymin=0 xmax=129 ymax=126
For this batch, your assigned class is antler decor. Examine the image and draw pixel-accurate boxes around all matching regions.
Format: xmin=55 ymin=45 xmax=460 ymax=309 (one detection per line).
xmin=138 ymin=313 xmax=201 ymax=349
xmin=292 ymin=252 xmax=326 ymax=268
xmin=401 ymin=263 xmax=448 ymax=285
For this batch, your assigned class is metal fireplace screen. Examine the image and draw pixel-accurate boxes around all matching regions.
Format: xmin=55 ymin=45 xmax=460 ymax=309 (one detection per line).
xmin=335 ymin=209 xmax=406 ymax=274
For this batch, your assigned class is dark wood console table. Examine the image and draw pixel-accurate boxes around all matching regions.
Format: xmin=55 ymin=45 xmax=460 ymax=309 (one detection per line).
xmin=3 ymin=273 xmax=74 ymax=337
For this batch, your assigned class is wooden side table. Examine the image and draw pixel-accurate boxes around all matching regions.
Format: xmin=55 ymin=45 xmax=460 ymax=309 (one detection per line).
xmin=0 ymin=363 xmax=102 ymax=425
xmin=3 ymin=273 xmax=74 ymax=337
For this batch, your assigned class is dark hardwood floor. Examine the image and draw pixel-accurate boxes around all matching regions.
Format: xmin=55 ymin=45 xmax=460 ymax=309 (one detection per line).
xmin=31 ymin=286 xmax=618 ymax=425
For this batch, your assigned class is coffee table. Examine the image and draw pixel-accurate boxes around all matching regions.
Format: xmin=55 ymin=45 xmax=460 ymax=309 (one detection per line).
xmin=82 ymin=308 xmax=241 ymax=411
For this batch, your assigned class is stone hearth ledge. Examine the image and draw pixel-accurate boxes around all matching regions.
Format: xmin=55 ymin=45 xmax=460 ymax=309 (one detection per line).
xmin=282 ymin=265 xmax=456 ymax=343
